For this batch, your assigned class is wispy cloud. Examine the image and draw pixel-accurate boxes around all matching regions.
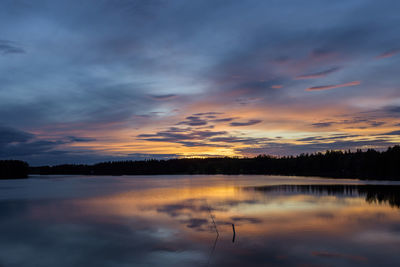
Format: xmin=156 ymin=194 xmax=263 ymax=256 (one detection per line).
xmin=296 ymin=67 xmax=340 ymax=80
xmin=149 ymin=94 xmax=177 ymax=100
xmin=230 ymin=119 xmax=262 ymax=127
xmin=0 ymin=40 xmax=25 ymax=54
xmin=306 ymin=81 xmax=361 ymax=91
xmin=311 ymin=122 xmax=333 ymax=128
xmin=376 ymin=49 xmax=400 ymax=59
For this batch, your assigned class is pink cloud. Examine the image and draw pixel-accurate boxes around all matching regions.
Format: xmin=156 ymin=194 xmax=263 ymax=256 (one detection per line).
xmin=306 ymin=81 xmax=360 ymax=91
xmin=296 ymin=67 xmax=340 ymax=80
xmin=376 ymin=49 xmax=400 ymax=59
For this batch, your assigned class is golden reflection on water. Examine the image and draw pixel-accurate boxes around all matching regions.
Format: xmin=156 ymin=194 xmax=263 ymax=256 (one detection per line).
xmin=15 ymin=177 xmax=400 ymax=266
xmin=73 ymin=182 xmax=400 ymax=248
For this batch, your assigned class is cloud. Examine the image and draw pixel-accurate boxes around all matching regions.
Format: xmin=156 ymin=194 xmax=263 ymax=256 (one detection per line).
xmin=148 ymin=94 xmax=177 ymax=100
xmin=0 ymin=40 xmax=25 ymax=54
xmin=380 ymin=130 xmax=400 ymax=136
xmin=211 ymin=117 xmax=235 ymax=123
xmin=297 ymin=134 xmax=360 ymax=142
xmin=193 ymin=112 xmax=223 ymax=116
xmin=230 ymin=119 xmax=262 ymax=127
xmin=296 ymin=67 xmax=340 ymax=79
xmin=383 ymin=106 xmax=400 ymax=114
xmin=65 ymin=136 xmax=97 ymax=142
xmin=0 ymin=126 xmax=34 ymax=145
xmin=376 ymin=49 xmax=400 ymax=59
xmin=311 ymin=122 xmax=333 ymax=128
xmin=306 ymin=81 xmax=361 ymax=91
xmin=177 ymin=116 xmax=208 ymax=126
xmin=209 ymin=136 xmax=271 ymax=145
xmin=0 ymin=127 xmax=99 ymax=164
xmin=137 ymin=127 xmax=228 ymax=146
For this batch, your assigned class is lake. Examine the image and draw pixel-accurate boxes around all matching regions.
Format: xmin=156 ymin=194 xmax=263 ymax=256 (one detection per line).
xmin=1 ymin=175 xmax=400 ymax=266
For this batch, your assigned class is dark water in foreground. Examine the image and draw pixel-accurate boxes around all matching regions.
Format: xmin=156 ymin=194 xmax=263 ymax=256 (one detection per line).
xmin=1 ymin=175 xmax=400 ymax=267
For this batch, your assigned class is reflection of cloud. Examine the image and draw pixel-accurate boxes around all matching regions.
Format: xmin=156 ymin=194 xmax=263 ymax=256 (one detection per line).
xmin=231 ymin=216 xmax=262 ymax=224
xmin=180 ymin=218 xmax=209 ymax=230
xmin=156 ymin=199 xmax=211 ymax=217
xmin=306 ymin=81 xmax=360 ymax=91
xmin=312 ymin=251 xmax=367 ymax=262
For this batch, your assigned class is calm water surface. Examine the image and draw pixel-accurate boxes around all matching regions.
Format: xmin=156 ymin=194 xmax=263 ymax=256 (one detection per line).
xmin=1 ymin=175 xmax=400 ymax=267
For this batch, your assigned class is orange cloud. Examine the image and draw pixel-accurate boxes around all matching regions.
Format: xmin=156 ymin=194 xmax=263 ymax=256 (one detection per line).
xmin=306 ymin=81 xmax=361 ymax=91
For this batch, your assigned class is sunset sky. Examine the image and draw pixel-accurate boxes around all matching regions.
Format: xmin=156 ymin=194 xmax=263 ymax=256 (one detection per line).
xmin=1 ymin=0 xmax=400 ymax=165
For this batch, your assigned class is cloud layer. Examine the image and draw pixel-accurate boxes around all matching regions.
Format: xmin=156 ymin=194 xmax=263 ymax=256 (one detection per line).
xmin=1 ymin=0 xmax=400 ymax=164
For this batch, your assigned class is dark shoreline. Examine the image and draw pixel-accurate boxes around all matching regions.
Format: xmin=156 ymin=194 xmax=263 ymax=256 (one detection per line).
xmin=2 ymin=145 xmax=400 ymax=180
xmin=29 ymin=146 xmax=400 ymax=181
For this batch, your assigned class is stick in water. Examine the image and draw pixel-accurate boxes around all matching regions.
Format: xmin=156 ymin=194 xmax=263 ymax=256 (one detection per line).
xmin=232 ymin=223 xmax=236 ymax=243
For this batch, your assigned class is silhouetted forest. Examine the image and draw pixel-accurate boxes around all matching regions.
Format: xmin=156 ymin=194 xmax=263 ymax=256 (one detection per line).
xmin=28 ymin=145 xmax=400 ymax=180
xmin=0 ymin=160 xmax=29 ymax=179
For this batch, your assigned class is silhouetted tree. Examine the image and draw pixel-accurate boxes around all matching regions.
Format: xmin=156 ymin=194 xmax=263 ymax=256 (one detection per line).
xmin=0 ymin=160 xmax=29 ymax=179
xmin=28 ymin=145 xmax=400 ymax=180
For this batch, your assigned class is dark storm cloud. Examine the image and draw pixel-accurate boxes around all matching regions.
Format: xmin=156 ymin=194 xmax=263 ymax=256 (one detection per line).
xmin=230 ymin=120 xmax=262 ymax=127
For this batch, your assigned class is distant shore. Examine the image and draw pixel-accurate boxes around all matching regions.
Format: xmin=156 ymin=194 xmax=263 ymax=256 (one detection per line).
xmin=0 ymin=160 xmax=29 ymax=179
xmin=2 ymin=145 xmax=399 ymax=180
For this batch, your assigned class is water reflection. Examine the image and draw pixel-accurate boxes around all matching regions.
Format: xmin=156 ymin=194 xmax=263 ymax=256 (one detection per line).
xmin=0 ymin=176 xmax=400 ymax=266
xmin=247 ymin=184 xmax=400 ymax=208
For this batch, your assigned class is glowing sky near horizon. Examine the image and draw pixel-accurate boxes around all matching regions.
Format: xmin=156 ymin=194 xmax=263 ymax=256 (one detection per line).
xmin=1 ymin=0 xmax=400 ymax=165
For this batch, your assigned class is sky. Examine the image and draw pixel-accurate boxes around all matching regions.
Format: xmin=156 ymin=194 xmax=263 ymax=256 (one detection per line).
xmin=1 ymin=0 xmax=400 ymax=165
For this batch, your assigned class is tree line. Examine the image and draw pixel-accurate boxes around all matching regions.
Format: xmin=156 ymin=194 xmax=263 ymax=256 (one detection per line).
xmin=0 ymin=160 xmax=29 ymax=179
xmin=27 ymin=145 xmax=400 ymax=180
